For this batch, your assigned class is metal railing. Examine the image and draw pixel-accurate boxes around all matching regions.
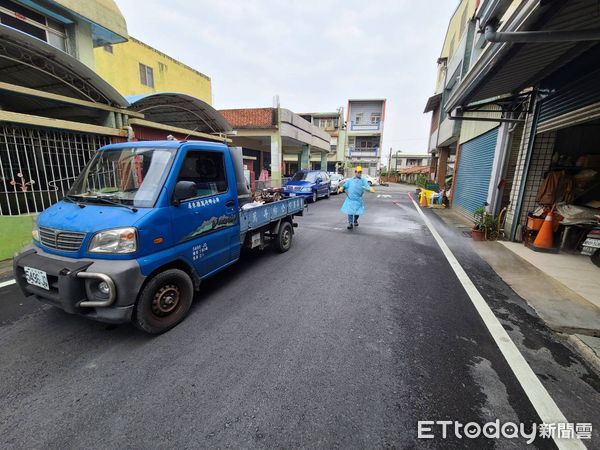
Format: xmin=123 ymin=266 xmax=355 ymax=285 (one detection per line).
xmin=350 ymin=121 xmax=381 ymax=131
xmin=0 ymin=124 xmax=111 ymax=215
xmin=348 ymin=146 xmax=379 ymax=158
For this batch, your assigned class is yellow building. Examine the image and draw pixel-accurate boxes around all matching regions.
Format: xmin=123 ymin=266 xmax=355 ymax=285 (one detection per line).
xmin=94 ymin=36 xmax=212 ymax=104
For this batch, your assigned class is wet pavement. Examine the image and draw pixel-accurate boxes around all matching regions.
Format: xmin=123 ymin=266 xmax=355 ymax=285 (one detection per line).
xmin=0 ymin=184 xmax=598 ymax=448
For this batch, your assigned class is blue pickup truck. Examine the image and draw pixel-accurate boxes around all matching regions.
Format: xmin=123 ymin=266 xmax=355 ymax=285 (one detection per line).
xmin=14 ymin=140 xmax=304 ymax=334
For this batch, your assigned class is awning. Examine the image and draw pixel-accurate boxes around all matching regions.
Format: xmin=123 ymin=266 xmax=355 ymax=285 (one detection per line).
xmin=50 ymin=0 xmax=128 ymax=46
xmin=127 ymin=93 xmax=232 ymax=135
xmin=446 ymin=0 xmax=600 ymax=111
xmin=423 ymin=93 xmax=442 ymax=113
xmin=0 ymin=24 xmax=128 ymax=107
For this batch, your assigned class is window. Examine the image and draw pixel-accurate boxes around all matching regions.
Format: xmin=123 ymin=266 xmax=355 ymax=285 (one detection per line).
xmin=139 ymin=63 xmax=154 ymax=88
xmin=176 ymin=151 xmax=228 ymax=198
xmin=158 ymin=62 xmax=167 ymax=73
xmin=0 ymin=0 xmax=67 ymax=51
xmin=104 ymin=44 xmax=113 ymax=54
xmin=355 ymin=113 xmax=363 ymax=124
xmin=371 ymin=113 xmax=381 ymax=124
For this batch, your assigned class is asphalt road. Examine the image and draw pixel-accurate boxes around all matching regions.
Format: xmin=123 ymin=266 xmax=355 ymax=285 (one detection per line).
xmin=0 ymin=184 xmax=598 ymax=449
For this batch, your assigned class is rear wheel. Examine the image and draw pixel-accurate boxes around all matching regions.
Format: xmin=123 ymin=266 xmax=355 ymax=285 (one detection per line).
xmin=592 ymin=249 xmax=600 ymax=268
xmin=133 ymin=269 xmax=194 ymax=334
xmin=275 ymin=221 xmax=293 ymax=253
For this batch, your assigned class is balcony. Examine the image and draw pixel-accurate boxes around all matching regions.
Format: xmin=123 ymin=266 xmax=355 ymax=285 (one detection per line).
xmin=350 ymin=121 xmax=381 ymax=131
xmin=348 ymin=146 xmax=379 ymax=158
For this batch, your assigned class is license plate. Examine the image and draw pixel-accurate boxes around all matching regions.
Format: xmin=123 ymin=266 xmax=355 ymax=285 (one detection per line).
xmin=582 ymin=238 xmax=600 ymax=249
xmin=289 ymin=193 xmax=296 ymax=197
xmin=24 ymin=266 xmax=49 ymax=290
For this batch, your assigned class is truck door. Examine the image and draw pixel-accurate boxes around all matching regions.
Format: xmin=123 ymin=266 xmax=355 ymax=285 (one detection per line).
xmin=170 ymin=148 xmax=239 ymax=277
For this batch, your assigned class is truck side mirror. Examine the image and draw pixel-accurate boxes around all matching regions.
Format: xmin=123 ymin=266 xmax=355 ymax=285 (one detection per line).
xmin=173 ymin=181 xmax=197 ymax=205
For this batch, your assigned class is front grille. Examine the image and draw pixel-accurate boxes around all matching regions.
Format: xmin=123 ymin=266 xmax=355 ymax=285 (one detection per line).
xmin=39 ymin=227 xmax=85 ymax=252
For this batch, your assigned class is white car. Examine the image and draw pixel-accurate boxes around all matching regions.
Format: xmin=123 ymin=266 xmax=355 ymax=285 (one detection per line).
xmin=329 ymin=174 xmax=344 ymax=193
xmin=362 ymin=174 xmax=380 ymax=186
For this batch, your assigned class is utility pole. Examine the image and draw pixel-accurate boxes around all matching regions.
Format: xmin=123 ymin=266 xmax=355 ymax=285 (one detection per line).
xmin=387 ymin=147 xmax=393 ymax=175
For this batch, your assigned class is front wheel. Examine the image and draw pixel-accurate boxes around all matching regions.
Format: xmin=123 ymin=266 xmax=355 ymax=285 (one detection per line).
xmin=133 ymin=269 xmax=194 ymax=334
xmin=275 ymin=221 xmax=293 ymax=253
xmin=310 ymin=191 xmax=317 ymax=203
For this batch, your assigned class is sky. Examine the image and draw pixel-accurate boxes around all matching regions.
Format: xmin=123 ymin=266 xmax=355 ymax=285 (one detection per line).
xmin=117 ymin=0 xmax=459 ymax=159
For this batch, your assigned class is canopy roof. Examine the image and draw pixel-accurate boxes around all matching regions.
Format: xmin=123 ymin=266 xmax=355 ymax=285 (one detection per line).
xmin=0 ymin=24 xmax=128 ymax=107
xmin=127 ymin=93 xmax=232 ymax=135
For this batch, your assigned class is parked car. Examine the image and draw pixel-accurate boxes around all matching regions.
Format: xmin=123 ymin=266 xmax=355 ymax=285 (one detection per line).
xmin=328 ymin=174 xmax=344 ymax=194
xmin=362 ymin=174 xmax=380 ymax=186
xmin=283 ymin=170 xmax=331 ymax=202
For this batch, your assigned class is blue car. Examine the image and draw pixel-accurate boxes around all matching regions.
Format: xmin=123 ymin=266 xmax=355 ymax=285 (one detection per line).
xmin=284 ymin=170 xmax=331 ymax=203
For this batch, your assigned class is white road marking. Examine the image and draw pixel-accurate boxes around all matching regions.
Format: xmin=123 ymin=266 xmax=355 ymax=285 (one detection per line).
xmin=405 ymin=194 xmax=585 ymax=450
xmin=377 ymin=194 xmax=392 ymax=198
xmin=0 ymin=279 xmax=16 ymax=288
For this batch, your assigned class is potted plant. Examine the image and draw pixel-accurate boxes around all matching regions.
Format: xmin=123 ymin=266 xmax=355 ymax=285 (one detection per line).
xmin=472 ymin=207 xmax=487 ymax=241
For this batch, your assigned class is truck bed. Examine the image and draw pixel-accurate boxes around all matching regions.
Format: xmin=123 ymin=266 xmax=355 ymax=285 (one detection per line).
xmin=239 ymin=197 xmax=304 ymax=233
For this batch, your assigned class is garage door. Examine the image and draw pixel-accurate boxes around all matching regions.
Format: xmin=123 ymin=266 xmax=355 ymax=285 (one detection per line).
xmin=453 ymin=127 xmax=499 ymax=218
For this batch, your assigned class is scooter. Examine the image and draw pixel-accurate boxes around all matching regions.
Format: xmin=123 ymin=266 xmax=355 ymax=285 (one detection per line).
xmin=580 ymin=217 xmax=600 ymax=267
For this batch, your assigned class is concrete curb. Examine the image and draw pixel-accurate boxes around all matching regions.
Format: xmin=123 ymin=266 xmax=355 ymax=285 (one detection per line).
xmin=563 ymin=334 xmax=600 ymax=375
xmin=0 ymin=258 xmax=13 ymax=282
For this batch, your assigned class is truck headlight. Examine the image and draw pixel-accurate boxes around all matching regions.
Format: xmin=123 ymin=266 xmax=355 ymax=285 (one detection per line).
xmin=89 ymin=227 xmax=137 ymax=254
xmin=32 ymin=217 xmax=39 ymax=242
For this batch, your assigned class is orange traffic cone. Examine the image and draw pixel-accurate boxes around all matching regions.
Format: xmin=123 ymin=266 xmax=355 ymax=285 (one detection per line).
xmin=533 ymin=210 xmax=555 ymax=250
xmin=419 ymin=191 xmax=428 ymax=208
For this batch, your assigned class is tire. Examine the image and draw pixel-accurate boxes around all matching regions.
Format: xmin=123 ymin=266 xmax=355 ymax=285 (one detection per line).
xmin=325 ymin=189 xmax=330 ymax=199
xmin=275 ymin=221 xmax=293 ymax=253
xmin=310 ymin=191 xmax=317 ymax=203
xmin=133 ymin=268 xmax=194 ymax=334
xmin=592 ymin=249 xmax=600 ymax=268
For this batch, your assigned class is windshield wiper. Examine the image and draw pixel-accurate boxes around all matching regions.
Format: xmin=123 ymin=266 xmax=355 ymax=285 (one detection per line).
xmin=86 ymin=195 xmax=138 ymax=212
xmin=64 ymin=194 xmax=85 ymax=208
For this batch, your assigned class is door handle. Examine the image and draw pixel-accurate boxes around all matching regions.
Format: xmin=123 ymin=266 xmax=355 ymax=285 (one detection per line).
xmin=225 ymin=200 xmax=235 ymax=207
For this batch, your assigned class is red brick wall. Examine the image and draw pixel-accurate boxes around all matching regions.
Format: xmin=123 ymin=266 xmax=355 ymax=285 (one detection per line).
xmin=219 ymin=108 xmax=274 ymax=128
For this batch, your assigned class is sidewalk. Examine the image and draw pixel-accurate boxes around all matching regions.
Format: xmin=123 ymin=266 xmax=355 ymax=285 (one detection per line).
xmin=432 ymin=207 xmax=600 ymax=372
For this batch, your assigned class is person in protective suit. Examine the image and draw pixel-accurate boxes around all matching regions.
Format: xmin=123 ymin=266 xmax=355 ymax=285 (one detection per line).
xmin=338 ymin=166 xmax=374 ymax=229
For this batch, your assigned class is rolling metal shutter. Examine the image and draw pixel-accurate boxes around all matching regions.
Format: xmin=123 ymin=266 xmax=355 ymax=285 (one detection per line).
xmin=453 ymin=127 xmax=499 ymax=218
xmin=537 ymin=67 xmax=600 ymax=134
xmin=539 ymin=68 xmax=600 ymax=123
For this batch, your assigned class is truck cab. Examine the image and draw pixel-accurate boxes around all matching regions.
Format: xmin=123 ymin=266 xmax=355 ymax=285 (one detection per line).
xmin=14 ymin=140 xmax=302 ymax=333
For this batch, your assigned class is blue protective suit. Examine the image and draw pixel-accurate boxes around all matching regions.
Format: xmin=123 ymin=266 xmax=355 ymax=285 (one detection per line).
xmin=341 ymin=177 xmax=371 ymax=216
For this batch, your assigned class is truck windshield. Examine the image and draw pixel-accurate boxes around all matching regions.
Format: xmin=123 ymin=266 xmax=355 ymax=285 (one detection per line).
xmin=68 ymin=147 xmax=175 ymax=208
xmin=292 ymin=171 xmax=317 ymax=182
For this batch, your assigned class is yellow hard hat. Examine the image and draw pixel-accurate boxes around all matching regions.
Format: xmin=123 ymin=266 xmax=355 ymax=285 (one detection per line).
xmin=355 ymin=166 xmax=363 ymax=172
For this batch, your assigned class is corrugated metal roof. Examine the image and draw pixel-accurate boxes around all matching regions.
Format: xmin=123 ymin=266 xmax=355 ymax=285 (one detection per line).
xmin=454 ymin=0 xmax=600 ymax=107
